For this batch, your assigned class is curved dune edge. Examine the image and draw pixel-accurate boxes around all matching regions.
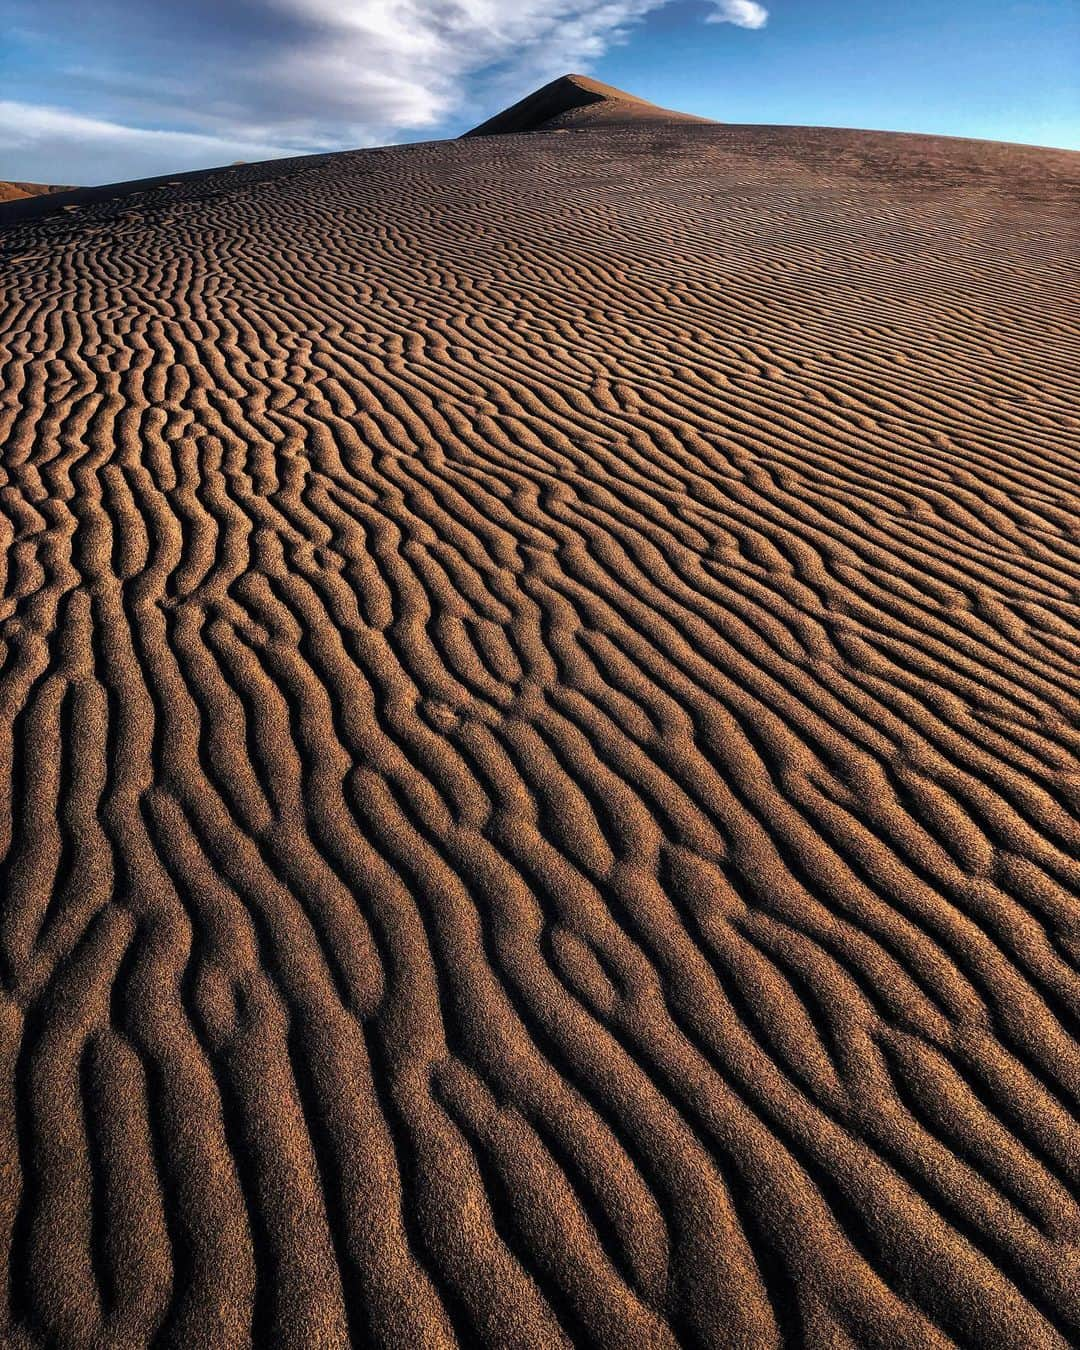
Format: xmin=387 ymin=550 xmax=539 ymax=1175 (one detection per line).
xmin=0 ymin=122 xmax=1078 ymax=1349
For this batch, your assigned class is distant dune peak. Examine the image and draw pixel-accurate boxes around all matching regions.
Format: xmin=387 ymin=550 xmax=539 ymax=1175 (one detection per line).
xmin=462 ymin=73 xmax=712 ymax=137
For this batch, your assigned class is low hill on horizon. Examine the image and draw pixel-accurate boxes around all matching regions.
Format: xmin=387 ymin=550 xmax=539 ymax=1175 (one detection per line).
xmin=4 ymin=76 xmax=1074 ymax=216
xmin=0 ymin=179 xmax=73 ymax=204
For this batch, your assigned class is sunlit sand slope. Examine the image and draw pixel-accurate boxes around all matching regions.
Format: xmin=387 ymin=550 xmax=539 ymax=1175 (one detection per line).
xmin=0 ymin=121 xmax=1078 ymax=1349
xmin=0 ymin=182 xmax=72 ymax=205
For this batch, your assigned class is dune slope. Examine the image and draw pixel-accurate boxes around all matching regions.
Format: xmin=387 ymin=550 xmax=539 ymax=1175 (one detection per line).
xmin=0 ymin=117 xmax=1078 ymax=1349
xmin=463 ymin=74 xmax=711 ymax=136
xmin=0 ymin=182 xmax=72 ymax=204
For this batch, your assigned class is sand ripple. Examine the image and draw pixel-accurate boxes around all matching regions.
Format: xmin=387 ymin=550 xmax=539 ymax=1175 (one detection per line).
xmin=0 ymin=124 xmax=1078 ymax=1347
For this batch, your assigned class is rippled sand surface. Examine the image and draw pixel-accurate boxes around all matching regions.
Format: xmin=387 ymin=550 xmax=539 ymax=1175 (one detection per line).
xmin=1 ymin=122 xmax=1078 ymax=1348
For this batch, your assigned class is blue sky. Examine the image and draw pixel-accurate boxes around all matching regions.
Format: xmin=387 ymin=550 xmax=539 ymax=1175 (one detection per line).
xmin=1 ymin=1 xmax=1076 ymax=185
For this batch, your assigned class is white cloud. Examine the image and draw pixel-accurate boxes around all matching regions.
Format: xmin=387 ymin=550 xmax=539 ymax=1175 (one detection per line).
xmin=707 ymin=1 xmax=768 ymax=28
xmin=255 ymin=0 xmax=674 ymax=135
xmin=2 ymin=0 xmax=771 ymax=185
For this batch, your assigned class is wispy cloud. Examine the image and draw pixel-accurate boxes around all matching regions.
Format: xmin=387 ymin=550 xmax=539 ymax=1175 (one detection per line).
xmin=0 ymin=100 xmax=299 ymax=185
xmin=1 ymin=0 xmax=770 ymax=184
xmin=707 ymin=1 xmax=768 ymax=28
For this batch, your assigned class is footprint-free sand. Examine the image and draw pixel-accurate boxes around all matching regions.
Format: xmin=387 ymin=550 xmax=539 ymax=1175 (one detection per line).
xmin=1 ymin=87 xmax=1078 ymax=1348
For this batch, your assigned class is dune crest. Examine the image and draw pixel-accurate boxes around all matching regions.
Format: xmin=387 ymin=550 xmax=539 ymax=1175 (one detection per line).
xmin=463 ymin=73 xmax=712 ymax=136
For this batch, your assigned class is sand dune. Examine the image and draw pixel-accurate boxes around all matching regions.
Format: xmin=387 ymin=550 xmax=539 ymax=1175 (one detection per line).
xmin=1 ymin=80 xmax=1078 ymax=1349
xmin=0 ymin=182 xmax=72 ymax=205
xmin=464 ymin=74 xmax=712 ymax=136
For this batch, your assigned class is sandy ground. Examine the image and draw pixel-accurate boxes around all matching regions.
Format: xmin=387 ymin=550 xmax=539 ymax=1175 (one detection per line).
xmin=0 ymin=183 xmax=72 ymax=205
xmin=0 ymin=112 xmax=1078 ymax=1349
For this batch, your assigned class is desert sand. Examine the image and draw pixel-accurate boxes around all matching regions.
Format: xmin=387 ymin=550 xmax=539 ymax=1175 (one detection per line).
xmin=0 ymin=182 xmax=72 ymax=205
xmin=0 ymin=77 xmax=1078 ymax=1349
xmin=464 ymin=74 xmax=713 ymax=136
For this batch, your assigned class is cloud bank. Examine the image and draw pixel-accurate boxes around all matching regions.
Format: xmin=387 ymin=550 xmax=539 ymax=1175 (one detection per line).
xmin=1 ymin=0 xmax=770 ymax=184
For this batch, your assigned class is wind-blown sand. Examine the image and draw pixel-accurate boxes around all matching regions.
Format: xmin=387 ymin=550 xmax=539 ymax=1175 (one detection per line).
xmin=1 ymin=85 xmax=1078 ymax=1349
xmin=0 ymin=182 xmax=72 ymax=205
